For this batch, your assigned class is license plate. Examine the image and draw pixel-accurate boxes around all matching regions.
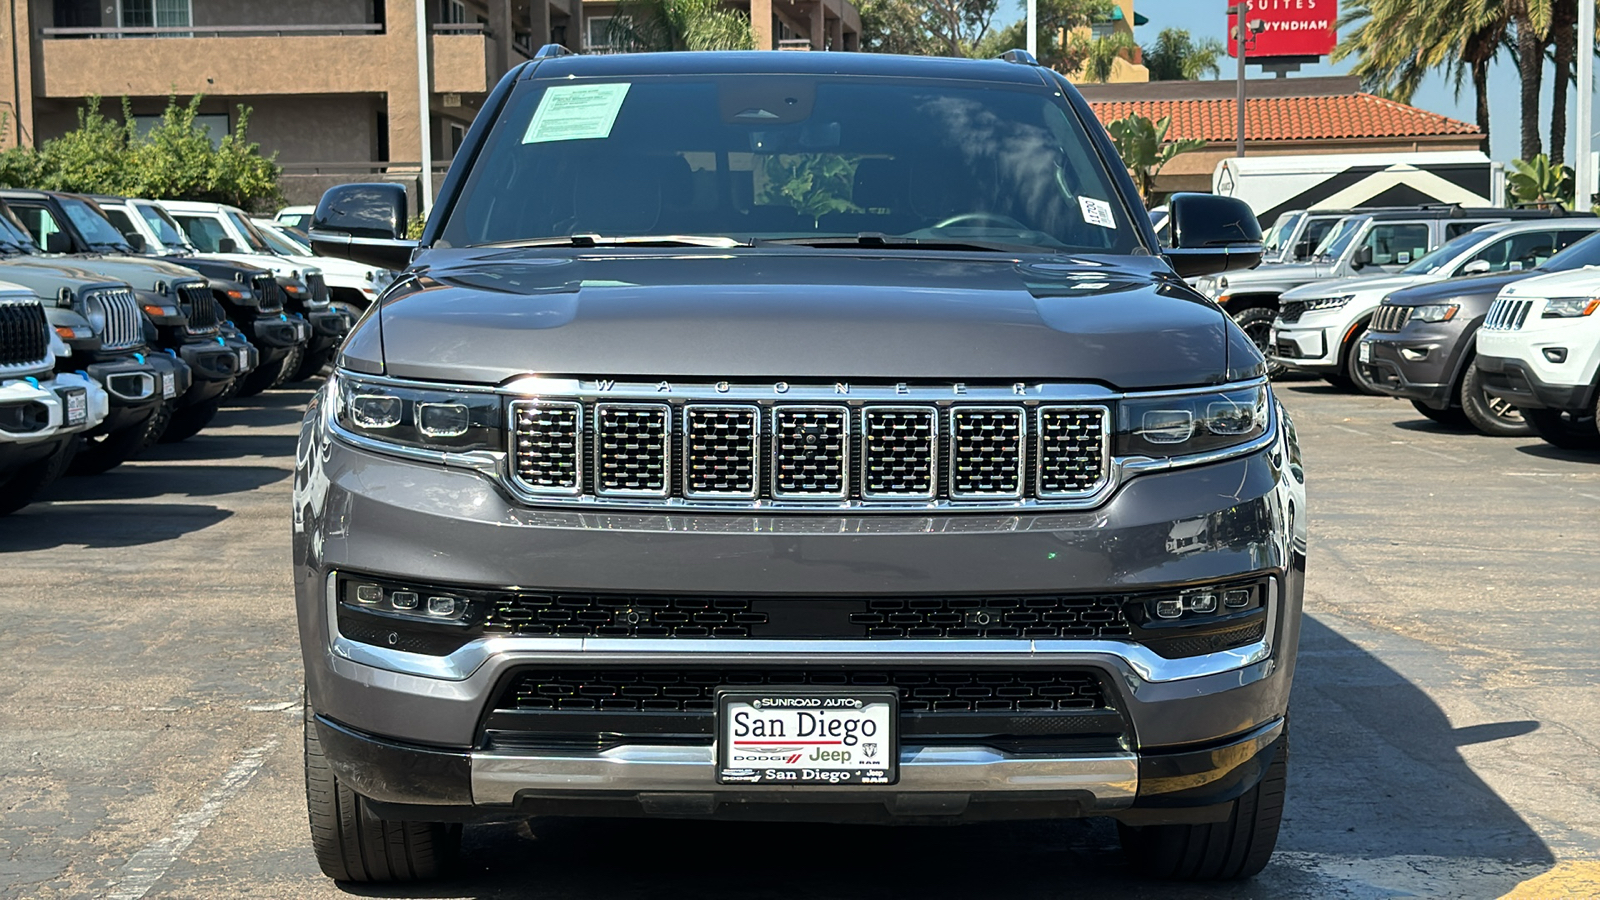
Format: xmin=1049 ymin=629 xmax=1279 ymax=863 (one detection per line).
xmin=61 ymin=389 xmax=87 ymax=426
xmin=717 ymin=688 xmax=897 ymax=786
xmin=1268 ymin=328 xmax=1278 ymax=345
xmin=237 ymin=349 xmax=250 ymax=371
xmin=1358 ymin=340 xmax=1372 ymax=363
xmin=161 ymin=372 xmax=176 ymax=399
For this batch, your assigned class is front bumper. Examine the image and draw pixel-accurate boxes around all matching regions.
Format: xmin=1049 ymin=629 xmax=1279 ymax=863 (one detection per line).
xmin=1475 ymin=354 xmax=1595 ymax=411
xmin=294 ymin=393 xmax=1305 ymax=822
xmin=251 ymin=312 xmax=311 ymax=351
xmin=1269 ymin=323 xmax=1338 ymax=372
xmin=1358 ymin=320 xmax=1474 ymax=408
xmin=307 ymin=307 xmax=349 ymax=341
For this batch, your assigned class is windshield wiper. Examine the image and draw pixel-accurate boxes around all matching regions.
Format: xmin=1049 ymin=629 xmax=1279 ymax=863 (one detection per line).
xmin=759 ymin=233 xmax=1039 ymax=253
xmin=480 ymin=234 xmax=748 ymax=249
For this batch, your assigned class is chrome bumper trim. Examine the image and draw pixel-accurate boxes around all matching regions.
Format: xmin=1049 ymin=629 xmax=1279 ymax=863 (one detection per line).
xmin=470 ymin=744 xmax=1138 ymax=810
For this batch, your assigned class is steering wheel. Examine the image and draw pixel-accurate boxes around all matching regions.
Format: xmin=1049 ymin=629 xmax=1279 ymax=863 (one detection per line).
xmin=932 ymin=212 xmax=1028 ymax=230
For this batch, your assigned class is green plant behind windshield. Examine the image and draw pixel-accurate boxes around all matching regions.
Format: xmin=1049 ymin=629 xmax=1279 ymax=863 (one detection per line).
xmin=757 ymin=154 xmax=863 ymax=227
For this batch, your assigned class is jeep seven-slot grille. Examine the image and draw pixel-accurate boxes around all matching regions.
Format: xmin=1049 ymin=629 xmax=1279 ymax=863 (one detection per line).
xmin=252 ymin=274 xmax=282 ymax=313
xmin=1483 ymin=297 xmax=1534 ymax=331
xmin=499 ymin=669 xmax=1107 ymax=713
xmin=86 ymin=289 xmax=143 ymax=351
xmin=176 ymin=283 xmax=220 ymax=334
xmin=305 ymin=272 xmax=330 ymax=305
xmin=1370 ymin=304 xmax=1413 ymax=333
xmin=0 ymin=301 xmax=49 ymax=368
xmin=511 ymin=398 xmax=1108 ymax=507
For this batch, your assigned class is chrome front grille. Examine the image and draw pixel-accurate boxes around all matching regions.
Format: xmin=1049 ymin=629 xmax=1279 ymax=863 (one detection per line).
xmin=1483 ymin=298 xmax=1534 ymax=331
xmin=252 ymin=274 xmax=282 ymax=313
xmin=684 ymin=406 xmax=759 ymax=498
xmin=177 ymin=282 xmax=220 ymax=334
xmin=86 ymin=289 xmax=143 ymax=351
xmin=505 ymin=387 xmax=1113 ymax=509
xmin=1369 ymin=304 xmax=1412 ymax=333
xmin=862 ymin=406 xmax=937 ymax=499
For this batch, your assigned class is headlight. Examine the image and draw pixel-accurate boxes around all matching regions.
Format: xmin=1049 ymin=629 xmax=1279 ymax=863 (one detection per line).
xmin=333 ymin=372 xmax=502 ymax=452
xmin=1298 ymin=294 xmax=1353 ymax=312
xmin=1215 ymin=277 xmax=1228 ymax=292
xmin=83 ymin=294 xmax=108 ymax=332
xmin=1542 ymin=298 xmax=1600 ymax=318
xmin=1410 ymin=303 xmax=1458 ymax=323
xmin=1116 ymin=384 xmax=1270 ymax=460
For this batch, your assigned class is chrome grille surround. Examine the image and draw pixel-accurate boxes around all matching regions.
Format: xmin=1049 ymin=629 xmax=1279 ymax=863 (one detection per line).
xmin=84 ymin=288 xmax=143 ymax=351
xmin=948 ymin=406 xmax=1024 ymax=499
xmin=771 ymin=406 xmax=849 ymax=499
xmin=861 ymin=405 xmax=938 ymax=499
xmin=329 ymin=376 xmax=1277 ymax=513
xmin=509 ymin=400 xmax=582 ymax=494
xmin=593 ymin=402 xmax=670 ymax=497
xmin=683 ymin=405 xmax=759 ymax=499
xmin=1483 ymin=297 xmax=1534 ymax=331
xmin=1369 ymin=304 xmax=1412 ymax=333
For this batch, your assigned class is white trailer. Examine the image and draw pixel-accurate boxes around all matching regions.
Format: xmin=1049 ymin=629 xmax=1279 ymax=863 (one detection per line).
xmin=1212 ymin=152 xmax=1506 ymax=225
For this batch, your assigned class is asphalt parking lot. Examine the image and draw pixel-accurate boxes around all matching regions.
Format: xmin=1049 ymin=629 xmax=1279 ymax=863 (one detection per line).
xmin=2 ymin=380 xmax=1599 ymax=900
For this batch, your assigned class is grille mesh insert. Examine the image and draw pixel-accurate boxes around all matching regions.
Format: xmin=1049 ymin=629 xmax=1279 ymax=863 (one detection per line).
xmin=511 ymin=401 xmax=582 ymax=492
xmin=861 ymin=407 xmax=937 ymax=498
xmin=595 ymin=404 xmax=670 ymax=496
xmin=684 ymin=406 xmax=758 ymax=497
xmin=0 ymin=302 xmax=48 ymax=368
xmin=1037 ymin=407 xmax=1106 ymax=496
xmin=850 ymin=595 xmax=1131 ymax=639
xmin=500 ymin=668 xmax=1107 ymax=713
xmin=773 ymin=407 xmax=848 ymax=498
xmin=486 ymin=594 xmax=765 ymax=637
xmin=949 ymin=407 xmax=1023 ymax=497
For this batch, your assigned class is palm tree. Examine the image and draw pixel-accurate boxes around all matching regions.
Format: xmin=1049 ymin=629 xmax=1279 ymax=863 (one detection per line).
xmin=1144 ymin=28 xmax=1225 ymax=81
xmin=1547 ymin=0 xmax=1576 ymax=165
xmin=1079 ymin=32 xmax=1137 ymax=84
xmin=605 ymin=0 xmax=755 ymax=52
xmin=1508 ymin=0 xmax=1553 ymax=159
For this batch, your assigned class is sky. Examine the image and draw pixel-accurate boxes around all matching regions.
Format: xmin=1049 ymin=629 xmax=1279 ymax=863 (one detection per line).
xmin=997 ymin=0 xmax=1600 ymax=166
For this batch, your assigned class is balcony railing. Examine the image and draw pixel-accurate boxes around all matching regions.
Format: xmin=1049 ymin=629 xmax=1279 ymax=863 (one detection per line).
xmin=40 ymin=23 xmax=384 ymax=38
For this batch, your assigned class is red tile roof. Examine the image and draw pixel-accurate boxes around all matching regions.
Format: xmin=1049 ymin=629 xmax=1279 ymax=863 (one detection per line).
xmin=1088 ymin=93 xmax=1481 ymax=143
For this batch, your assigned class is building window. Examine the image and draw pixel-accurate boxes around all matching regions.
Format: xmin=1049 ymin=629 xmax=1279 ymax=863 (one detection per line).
xmin=449 ymin=122 xmax=466 ymax=158
xmin=587 ymin=16 xmax=614 ymax=49
xmin=442 ymin=0 xmax=467 ymax=24
xmin=119 ymin=0 xmax=191 ymax=33
xmin=1089 ymin=21 xmax=1116 ymax=40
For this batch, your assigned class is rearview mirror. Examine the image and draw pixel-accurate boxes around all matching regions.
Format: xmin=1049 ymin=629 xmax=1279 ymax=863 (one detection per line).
xmin=1461 ymin=259 xmax=1491 ymax=276
xmin=309 ymin=182 xmax=417 ymax=271
xmin=1163 ymin=193 xmax=1263 ymax=278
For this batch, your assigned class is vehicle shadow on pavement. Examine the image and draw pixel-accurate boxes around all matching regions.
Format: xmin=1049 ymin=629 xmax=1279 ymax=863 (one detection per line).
xmin=0 ymin=502 xmax=233 ymax=551
xmin=327 ymin=616 xmax=1554 ymax=900
xmin=215 ymin=387 xmax=318 ymax=429
xmin=1512 ymin=443 xmax=1600 ymax=464
xmin=43 ymin=464 xmax=289 ymax=502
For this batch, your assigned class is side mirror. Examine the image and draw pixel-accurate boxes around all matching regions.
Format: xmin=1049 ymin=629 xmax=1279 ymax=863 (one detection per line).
xmin=45 ymin=231 xmax=73 ymax=254
xmin=309 ymin=182 xmax=417 ymax=271
xmin=125 ymin=233 xmax=145 ymax=253
xmin=218 ymin=237 xmax=238 ymax=254
xmin=1352 ymin=244 xmax=1373 ymax=270
xmin=1461 ymin=259 xmax=1491 ymax=276
xmin=1164 ymin=193 xmax=1263 ymax=278
xmin=1294 ymin=238 xmax=1314 ymax=260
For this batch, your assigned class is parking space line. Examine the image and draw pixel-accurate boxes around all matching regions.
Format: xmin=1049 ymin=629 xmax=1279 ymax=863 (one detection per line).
xmin=101 ymin=737 xmax=280 ymax=900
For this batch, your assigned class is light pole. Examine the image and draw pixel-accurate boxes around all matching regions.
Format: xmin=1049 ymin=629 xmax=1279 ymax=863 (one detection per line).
xmin=1576 ymin=0 xmax=1593 ymax=211
xmin=416 ymin=0 xmax=434 ymax=218
xmin=1027 ymin=0 xmax=1037 ymax=58
xmin=1229 ymin=4 xmax=1263 ymax=159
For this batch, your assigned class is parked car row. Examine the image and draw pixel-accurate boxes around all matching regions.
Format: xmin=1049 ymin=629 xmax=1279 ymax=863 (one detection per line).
xmin=0 ymin=190 xmax=396 ymax=515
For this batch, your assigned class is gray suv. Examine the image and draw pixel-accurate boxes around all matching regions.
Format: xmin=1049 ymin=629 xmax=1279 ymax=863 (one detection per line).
xmin=296 ymin=49 xmax=1306 ymax=884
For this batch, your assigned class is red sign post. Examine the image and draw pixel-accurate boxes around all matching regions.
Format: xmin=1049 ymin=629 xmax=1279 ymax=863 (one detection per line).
xmin=1227 ymin=0 xmax=1337 ymax=58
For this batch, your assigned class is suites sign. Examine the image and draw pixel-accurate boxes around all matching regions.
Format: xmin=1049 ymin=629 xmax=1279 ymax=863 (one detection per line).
xmin=1227 ymin=0 xmax=1338 ymax=58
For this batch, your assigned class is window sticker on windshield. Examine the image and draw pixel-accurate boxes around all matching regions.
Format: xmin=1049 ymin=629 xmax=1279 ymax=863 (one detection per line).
xmin=522 ymin=83 xmax=631 ymax=144
xmin=1079 ymin=197 xmax=1116 ymax=229
xmin=1397 ymin=251 xmax=1411 ymax=264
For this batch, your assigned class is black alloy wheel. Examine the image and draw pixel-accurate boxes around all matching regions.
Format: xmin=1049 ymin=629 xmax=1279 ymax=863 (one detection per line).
xmin=1231 ymin=307 xmax=1284 ymax=378
xmin=1458 ymin=363 xmax=1532 ymax=437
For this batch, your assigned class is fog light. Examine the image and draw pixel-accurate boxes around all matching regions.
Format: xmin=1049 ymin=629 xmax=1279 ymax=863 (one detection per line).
xmin=417 ymin=402 xmax=470 ymax=438
xmin=1224 ymin=588 xmax=1253 ymax=609
xmin=426 ymin=595 xmax=459 ymax=617
xmin=1141 ymin=410 xmax=1194 ymax=444
xmin=1185 ymin=591 xmax=1218 ymax=614
xmin=390 ymin=591 xmax=419 ymax=610
xmin=1155 ymin=598 xmax=1184 ymax=619
xmin=355 ymin=584 xmax=382 ymax=604
xmin=1543 ymin=347 xmax=1568 ymax=364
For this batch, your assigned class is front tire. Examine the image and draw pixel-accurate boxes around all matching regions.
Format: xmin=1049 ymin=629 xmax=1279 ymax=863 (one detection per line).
xmin=161 ymin=397 xmax=224 ymax=444
xmin=69 ymin=415 xmax=155 ymax=476
xmin=1524 ymin=408 xmax=1600 ymax=451
xmin=304 ymin=702 xmax=461 ymax=883
xmin=1459 ymin=364 xmax=1532 ymax=437
xmin=1231 ymin=306 xmax=1284 ymax=378
xmin=1118 ymin=731 xmax=1287 ymax=881
xmin=1343 ymin=325 xmax=1385 ymax=396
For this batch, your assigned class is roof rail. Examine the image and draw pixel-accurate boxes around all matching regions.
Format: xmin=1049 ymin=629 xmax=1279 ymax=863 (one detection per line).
xmin=999 ymin=49 xmax=1039 ymax=66
xmin=534 ymin=43 xmax=573 ymax=59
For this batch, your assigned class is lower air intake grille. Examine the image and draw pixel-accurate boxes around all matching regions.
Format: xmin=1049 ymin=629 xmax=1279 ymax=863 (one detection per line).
xmin=0 ymin=301 xmax=49 ymax=369
xmin=486 ymin=594 xmax=765 ymax=637
xmin=499 ymin=668 xmax=1107 ymax=713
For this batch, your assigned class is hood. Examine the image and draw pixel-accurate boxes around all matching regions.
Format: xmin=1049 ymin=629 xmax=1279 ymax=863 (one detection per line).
xmin=1498 ymin=265 xmax=1600 ymax=299
xmin=1384 ymin=271 xmax=1531 ymax=307
xmin=160 ymin=254 xmax=270 ymax=283
xmin=47 ymin=253 xmax=209 ymax=291
xmin=203 ymin=252 xmax=303 ymax=279
xmin=1220 ymin=260 xmax=1327 ymax=288
xmin=1281 ymin=272 xmax=1430 ymax=301
xmin=0 ymin=257 xmax=130 ymax=298
xmin=368 ymin=251 xmax=1239 ymax=389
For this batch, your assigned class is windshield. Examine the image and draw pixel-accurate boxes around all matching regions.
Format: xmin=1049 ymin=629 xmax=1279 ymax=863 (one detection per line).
xmin=134 ymin=202 xmax=195 ymax=251
xmin=254 ymin=222 xmax=311 ymax=257
xmin=441 ymin=76 xmax=1140 ymax=254
xmin=0 ymin=206 xmax=37 ymax=253
xmin=1314 ymin=217 xmax=1364 ymax=261
xmin=1400 ymin=231 xmax=1483 ymax=275
xmin=1541 ymin=231 xmax=1600 ymax=272
xmin=1262 ymin=211 xmax=1304 ymax=255
xmin=61 ymin=197 xmax=130 ymax=250
xmin=224 ymin=210 xmax=273 ymax=253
